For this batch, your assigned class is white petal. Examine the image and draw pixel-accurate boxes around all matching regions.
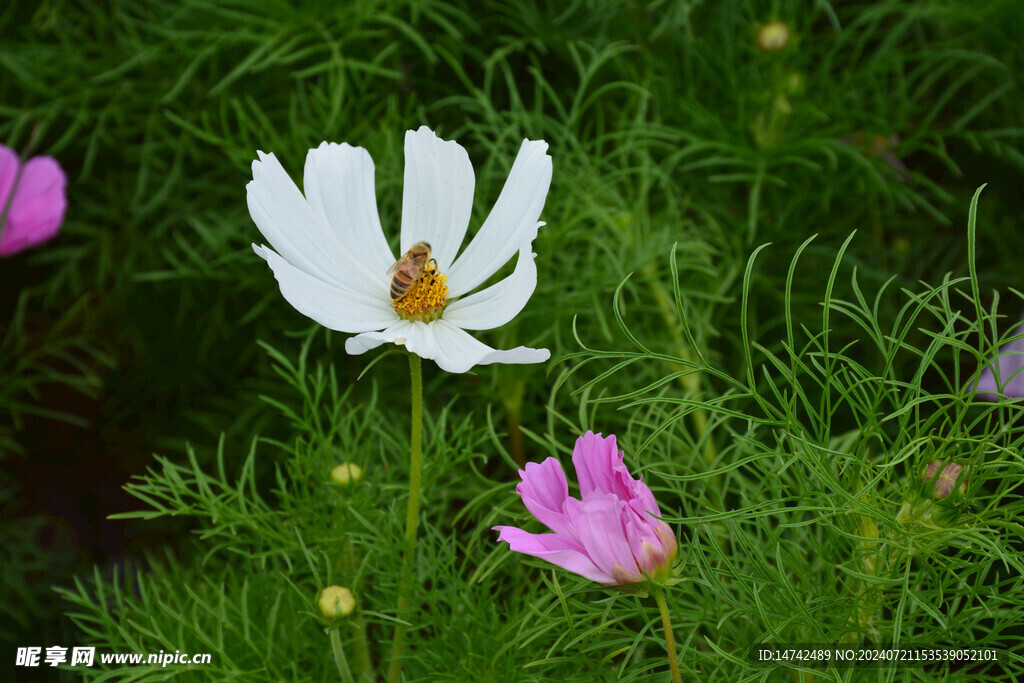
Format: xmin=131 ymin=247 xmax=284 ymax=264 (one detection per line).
xmin=442 ymin=240 xmax=538 ymax=330
xmin=247 ymin=151 xmax=353 ymax=288
xmin=254 ymin=245 xmax=398 ymax=332
xmin=476 ymin=344 xmax=550 ymax=368
xmin=344 ymin=320 xmax=437 ymax=360
xmin=303 ymin=142 xmax=395 ymax=290
xmin=447 ymin=139 xmax=551 ymax=297
xmin=345 ymin=319 xmax=549 ymax=373
xmin=400 ymin=127 xmax=474 ymax=272
xmin=344 ymin=330 xmax=393 ymax=356
xmin=431 ymin=320 xmax=550 ymax=374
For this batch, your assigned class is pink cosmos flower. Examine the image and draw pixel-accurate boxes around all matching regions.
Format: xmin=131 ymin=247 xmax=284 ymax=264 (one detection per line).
xmin=495 ymin=431 xmax=677 ymax=585
xmin=0 ymin=144 xmax=67 ymax=257
xmin=971 ymin=316 xmax=1024 ymax=400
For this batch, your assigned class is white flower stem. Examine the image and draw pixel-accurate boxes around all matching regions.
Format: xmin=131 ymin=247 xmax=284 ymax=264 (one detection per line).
xmin=387 ymin=352 xmax=423 ymax=683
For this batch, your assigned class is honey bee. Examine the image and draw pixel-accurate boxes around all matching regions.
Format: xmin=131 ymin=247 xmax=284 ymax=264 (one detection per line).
xmin=386 ymin=241 xmax=435 ymax=300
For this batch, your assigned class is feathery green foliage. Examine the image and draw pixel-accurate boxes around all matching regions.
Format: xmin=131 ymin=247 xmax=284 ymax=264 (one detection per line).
xmin=2 ymin=0 xmax=1024 ymax=680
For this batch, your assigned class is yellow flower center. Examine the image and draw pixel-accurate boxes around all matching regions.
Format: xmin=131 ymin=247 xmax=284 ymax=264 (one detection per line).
xmin=392 ymin=262 xmax=449 ymax=321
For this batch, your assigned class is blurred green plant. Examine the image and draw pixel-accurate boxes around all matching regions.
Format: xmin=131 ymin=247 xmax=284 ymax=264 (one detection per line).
xmin=0 ymin=289 xmax=110 ymax=456
xmin=0 ymin=290 xmax=108 ymax=649
xmin=2 ymin=0 xmax=1022 ymax=457
xmin=0 ymin=0 xmax=1022 ymax=678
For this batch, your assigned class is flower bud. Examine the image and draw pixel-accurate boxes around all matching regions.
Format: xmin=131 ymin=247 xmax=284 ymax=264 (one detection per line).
xmin=756 ymin=21 xmax=791 ymax=52
xmin=318 ymin=585 xmax=355 ymax=622
xmin=331 ymin=462 xmax=363 ymax=486
xmin=922 ymin=461 xmax=966 ymax=499
xmin=783 ymin=72 xmax=805 ymax=96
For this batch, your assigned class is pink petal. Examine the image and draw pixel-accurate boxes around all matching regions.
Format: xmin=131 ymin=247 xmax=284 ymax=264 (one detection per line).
xmin=564 ymin=495 xmax=642 ymax=583
xmin=621 ymin=502 xmax=661 ymax=563
xmin=0 ymin=146 xmax=18 ymax=210
xmin=0 ymin=154 xmax=67 ymax=256
xmin=625 ymin=477 xmax=661 ymax=518
xmin=640 ymin=536 xmax=672 ymax=576
xmin=516 ymin=458 xmax=578 ymax=539
xmin=623 ymin=501 xmax=676 ymax=574
xmin=572 ymin=431 xmax=661 ymax=516
xmin=493 ymin=526 xmax=613 ymax=584
xmin=572 ymin=431 xmax=627 ymax=498
xmin=972 ymin=321 xmax=1024 ymax=400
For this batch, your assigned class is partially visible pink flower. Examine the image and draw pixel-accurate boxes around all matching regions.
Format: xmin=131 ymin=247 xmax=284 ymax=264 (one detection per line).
xmin=922 ymin=461 xmax=966 ymax=500
xmin=971 ymin=317 xmax=1024 ymax=400
xmin=0 ymin=144 xmax=67 ymax=256
xmin=494 ymin=431 xmax=677 ymax=585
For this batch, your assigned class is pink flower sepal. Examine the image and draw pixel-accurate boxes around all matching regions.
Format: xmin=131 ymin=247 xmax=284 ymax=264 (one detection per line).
xmin=494 ymin=431 xmax=678 ymax=590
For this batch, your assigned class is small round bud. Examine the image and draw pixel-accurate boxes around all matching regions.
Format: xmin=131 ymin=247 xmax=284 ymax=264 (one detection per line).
xmin=922 ymin=461 xmax=966 ymax=499
xmin=318 ymin=585 xmax=355 ymax=621
xmin=783 ymin=72 xmax=805 ymax=95
xmin=331 ymin=463 xmax=363 ymax=486
xmin=756 ymin=21 xmax=791 ymax=52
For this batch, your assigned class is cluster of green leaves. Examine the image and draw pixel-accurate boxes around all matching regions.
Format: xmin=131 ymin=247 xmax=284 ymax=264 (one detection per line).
xmin=0 ymin=287 xmax=111 ymax=646
xmin=2 ymin=0 xmax=1024 ymax=679
xmin=549 ymin=188 xmax=1024 ymax=678
xmin=0 ymin=290 xmax=109 ymax=456
xmin=59 ymin=332 xmax=563 ymax=681
xmin=2 ymin=0 xmax=1022 ymax=454
xmin=58 ymin=194 xmax=1024 ymax=680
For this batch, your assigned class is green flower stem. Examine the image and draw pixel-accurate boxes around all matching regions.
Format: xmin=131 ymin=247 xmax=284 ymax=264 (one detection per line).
xmin=334 ymin=497 xmax=372 ymax=678
xmin=653 ymin=587 xmax=682 ymax=683
xmin=352 ymin=612 xmax=373 ymax=680
xmin=335 ymin=536 xmax=372 ymax=679
xmin=644 ymin=271 xmax=721 ymax=508
xmin=330 ymin=629 xmax=355 ymax=683
xmin=503 ymin=376 xmax=527 ymax=466
xmin=387 ymin=352 xmax=423 ymax=683
xmin=849 ymin=501 xmax=932 ymax=640
xmin=846 ymin=508 xmax=883 ymax=639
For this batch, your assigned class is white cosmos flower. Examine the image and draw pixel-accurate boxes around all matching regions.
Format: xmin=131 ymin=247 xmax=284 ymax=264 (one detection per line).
xmin=247 ymin=126 xmax=552 ymax=374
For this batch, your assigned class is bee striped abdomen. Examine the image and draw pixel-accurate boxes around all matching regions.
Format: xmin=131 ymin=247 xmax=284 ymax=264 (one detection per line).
xmin=391 ymin=272 xmax=415 ymax=300
xmin=387 ymin=241 xmax=433 ymax=301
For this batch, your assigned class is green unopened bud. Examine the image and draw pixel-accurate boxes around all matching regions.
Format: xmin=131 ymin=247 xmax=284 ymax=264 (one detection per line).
xmin=783 ymin=72 xmax=805 ymax=96
xmin=922 ymin=461 xmax=966 ymax=500
xmin=331 ymin=463 xmax=363 ymax=486
xmin=318 ymin=585 xmax=355 ymax=624
xmin=756 ymin=21 xmax=791 ymax=52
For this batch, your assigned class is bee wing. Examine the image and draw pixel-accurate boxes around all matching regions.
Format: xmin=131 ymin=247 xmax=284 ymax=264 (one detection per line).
xmin=386 ymin=259 xmax=402 ymax=277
